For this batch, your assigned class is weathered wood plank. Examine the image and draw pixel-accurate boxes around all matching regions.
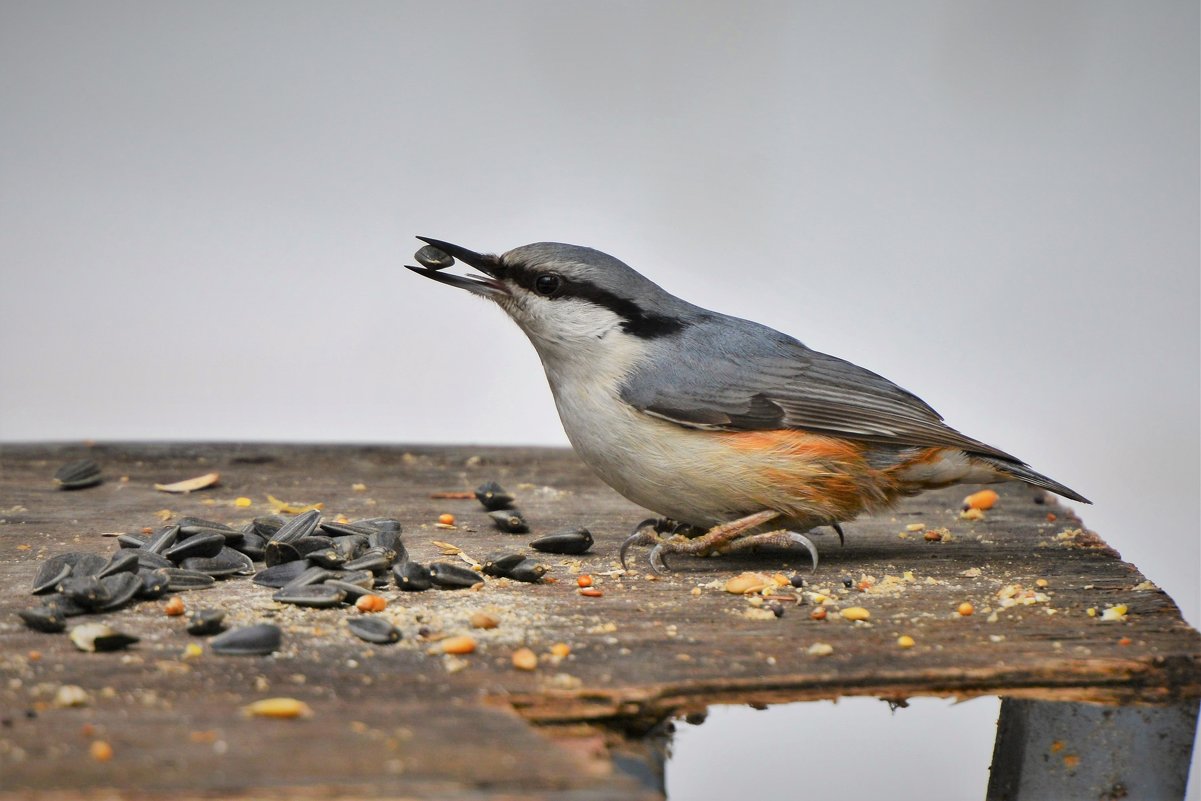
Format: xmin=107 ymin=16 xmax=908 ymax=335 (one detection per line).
xmin=1 ymin=443 xmax=1198 ymax=798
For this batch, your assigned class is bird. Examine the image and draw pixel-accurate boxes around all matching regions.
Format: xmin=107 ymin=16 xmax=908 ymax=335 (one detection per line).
xmin=406 ymin=237 xmax=1088 ymax=573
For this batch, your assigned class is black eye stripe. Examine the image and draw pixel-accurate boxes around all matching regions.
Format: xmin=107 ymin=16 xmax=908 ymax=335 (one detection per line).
xmin=504 ymin=263 xmax=686 ymax=339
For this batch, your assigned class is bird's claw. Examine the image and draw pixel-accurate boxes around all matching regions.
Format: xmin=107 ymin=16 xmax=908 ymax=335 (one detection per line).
xmin=787 ymin=531 xmax=820 ymax=572
xmin=647 ymin=543 xmax=671 ymax=574
xmin=619 ymin=521 xmax=663 ymax=571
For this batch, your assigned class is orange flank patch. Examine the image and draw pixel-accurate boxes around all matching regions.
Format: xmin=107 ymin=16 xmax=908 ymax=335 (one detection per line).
xmin=720 ymin=429 xmax=898 ymax=519
xmin=720 ymin=429 xmax=867 ymax=462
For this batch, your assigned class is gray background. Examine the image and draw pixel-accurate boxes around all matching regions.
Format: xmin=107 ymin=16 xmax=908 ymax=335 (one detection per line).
xmin=2 ymin=3 xmax=1196 ymax=797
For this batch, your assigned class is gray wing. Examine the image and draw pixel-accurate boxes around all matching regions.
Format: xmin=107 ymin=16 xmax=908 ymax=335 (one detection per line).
xmin=620 ymin=315 xmax=1016 ymax=460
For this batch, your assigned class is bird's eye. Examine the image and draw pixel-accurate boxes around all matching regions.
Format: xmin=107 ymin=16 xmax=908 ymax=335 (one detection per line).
xmin=533 ymin=273 xmax=561 ymax=296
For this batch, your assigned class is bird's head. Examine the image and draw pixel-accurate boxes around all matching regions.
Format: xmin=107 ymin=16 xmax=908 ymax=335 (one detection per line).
xmin=407 ymin=237 xmax=691 ymax=354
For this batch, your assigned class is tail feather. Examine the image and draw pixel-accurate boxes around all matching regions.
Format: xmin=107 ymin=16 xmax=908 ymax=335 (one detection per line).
xmin=970 ymin=454 xmax=1091 ymax=504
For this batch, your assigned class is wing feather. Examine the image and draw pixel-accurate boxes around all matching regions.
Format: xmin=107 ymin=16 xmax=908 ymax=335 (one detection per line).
xmin=620 ymin=316 xmax=1016 ymax=460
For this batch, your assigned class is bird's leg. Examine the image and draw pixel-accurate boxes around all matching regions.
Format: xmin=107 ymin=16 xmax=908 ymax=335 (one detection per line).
xmin=717 ymin=530 xmax=820 ymax=572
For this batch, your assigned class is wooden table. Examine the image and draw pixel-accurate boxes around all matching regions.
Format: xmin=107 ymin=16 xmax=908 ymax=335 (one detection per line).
xmin=1 ymin=443 xmax=1197 ymax=799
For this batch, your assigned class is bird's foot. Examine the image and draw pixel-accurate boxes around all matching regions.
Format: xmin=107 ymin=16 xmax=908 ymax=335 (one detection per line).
xmin=620 ymin=510 xmax=787 ymax=574
xmin=831 ymin=522 xmax=845 ymax=546
xmin=718 ymin=529 xmax=819 ymax=571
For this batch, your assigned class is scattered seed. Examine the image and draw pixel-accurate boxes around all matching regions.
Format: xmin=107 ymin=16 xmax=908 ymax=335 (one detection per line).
xmin=960 ymin=508 xmax=985 ymax=521
xmin=347 ymin=617 xmax=401 ymax=644
xmin=550 ymin=642 xmax=571 ymax=658
xmin=272 ymin=584 xmax=346 ymax=608
xmin=428 ymin=562 xmax=483 ymax=590
xmin=488 ymin=510 xmax=529 ymax=534
xmin=578 ymin=588 xmax=603 ymax=598
xmin=243 ymin=698 xmax=313 ymax=719
xmin=163 ymin=597 xmax=185 ymax=616
xmin=924 ymin=530 xmax=944 ymax=542
xmin=70 ymin=623 xmax=138 ymax=652
xmin=724 ymin=572 xmax=771 ymax=595
xmin=897 ymin=635 xmax=916 ymax=648
xmin=18 ymin=606 xmax=66 ymax=633
xmin=768 ymin=601 xmax=785 ymax=618
xmin=354 ymin=595 xmax=387 ymax=613
xmin=438 ymin=513 xmax=455 ymax=526
xmin=789 ymin=574 xmax=805 ymax=589
xmin=211 ymin=623 xmax=281 ymax=656
xmin=154 ymin=472 xmax=220 ymax=493
xmin=186 ymin=609 xmax=226 ymax=636
xmin=440 ymin=635 xmax=476 ymax=655
xmin=469 ymin=612 xmax=499 ymax=630
xmin=810 ymin=607 xmax=828 ymax=621
xmin=963 ymin=489 xmax=999 ymax=511
xmin=841 ymin=576 xmax=853 ymax=589
xmin=957 ymin=602 xmax=975 ymax=617
xmin=54 ymin=685 xmax=90 ymax=708
xmin=577 ymin=575 xmax=593 ymax=588
xmin=807 ymin=642 xmax=834 ymax=657
xmin=512 ymin=647 xmax=537 ymax=670
xmin=265 ymin=494 xmax=323 ymax=514
xmin=840 ymin=606 xmax=870 ymax=622
xmin=504 ymin=559 xmax=547 ymax=583
xmin=393 ymin=561 xmax=432 ymax=592
xmin=1101 ymin=604 xmax=1128 ymax=622
xmin=482 ymin=552 xmax=526 ymax=577
xmin=54 ymin=459 xmax=102 ymax=490
xmin=89 ymin=740 xmax=114 ymax=762
xmin=474 ymin=481 xmax=514 ymax=511
xmin=529 ymin=527 xmax=593 ymax=555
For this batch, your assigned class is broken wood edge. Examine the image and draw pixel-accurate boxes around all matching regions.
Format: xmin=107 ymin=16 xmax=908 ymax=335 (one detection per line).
xmin=496 ymin=655 xmax=1201 ymax=735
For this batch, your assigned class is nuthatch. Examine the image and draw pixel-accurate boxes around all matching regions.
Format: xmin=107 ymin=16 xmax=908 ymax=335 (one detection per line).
xmin=408 ymin=237 xmax=1088 ymax=572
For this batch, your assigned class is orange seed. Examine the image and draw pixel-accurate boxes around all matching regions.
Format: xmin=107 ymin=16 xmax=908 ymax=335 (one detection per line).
xmin=957 ymin=602 xmax=975 ymax=616
xmin=164 ymin=596 xmax=185 ymax=616
xmin=440 ymin=635 xmax=476 ymax=655
xmin=437 ymin=513 xmax=455 ymax=526
xmin=511 ymin=647 xmax=537 ymax=671
xmin=354 ymin=595 xmax=386 ymax=613
xmin=576 ymin=575 xmax=593 ymax=588
xmin=963 ymin=489 xmax=999 ymax=511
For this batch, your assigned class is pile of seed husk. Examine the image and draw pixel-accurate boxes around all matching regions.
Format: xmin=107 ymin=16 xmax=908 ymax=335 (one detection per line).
xmin=19 ymin=480 xmax=594 ymax=653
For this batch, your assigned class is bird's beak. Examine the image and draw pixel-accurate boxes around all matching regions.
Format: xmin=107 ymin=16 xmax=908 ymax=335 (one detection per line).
xmin=405 ymin=236 xmax=508 ymax=298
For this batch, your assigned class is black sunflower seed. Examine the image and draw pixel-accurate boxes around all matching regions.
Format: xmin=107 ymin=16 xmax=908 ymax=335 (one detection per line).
xmin=428 ymin=562 xmax=483 ymax=590
xmin=489 ymin=510 xmax=529 ymax=534
xmin=393 ymin=561 xmax=431 ymax=592
xmin=504 ymin=559 xmax=547 ymax=584
xmin=53 ymin=459 xmax=101 ymax=490
xmin=482 ymin=552 xmax=527 ymax=577
xmin=211 ymin=623 xmax=281 ymax=656
xmin=272 ymin=584 xmax=345 ymax=608
xmin=348 ymin=617 xmax=401 ymax=644
xmin=529 ymin=527 xmax=594 ymax=555
xmin=415 ymin=244 xmax=454 ymax=270
xmin=186 ymin=609 xmax=226 ymax=636
xmin=475 ymin=481 xmax=515 ymax=511
xmin=18 ymin=606 xmax=66 ymax=633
